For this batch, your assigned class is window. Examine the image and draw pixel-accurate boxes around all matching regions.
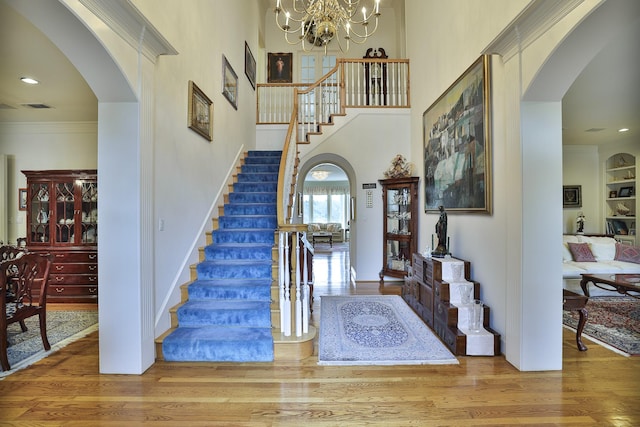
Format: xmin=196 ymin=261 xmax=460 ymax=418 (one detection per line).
xmin=303 ymin=193 xmax=349 ymax=227
xmin=329 ymin=195 xmax=344 ymax=223
xmin=299 ymin=54 xmax=337 ymax=123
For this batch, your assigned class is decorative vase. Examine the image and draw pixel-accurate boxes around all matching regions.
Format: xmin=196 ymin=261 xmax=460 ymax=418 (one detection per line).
xmin=451 ymin=264 xmax=464 ymax=281
xmin=469 ymin=299 xmax=484 ymax=332
xmin=36 ymin=209 xmax=48 ymax=224
xmin=458 ymin=283 xmax=473 ymax=305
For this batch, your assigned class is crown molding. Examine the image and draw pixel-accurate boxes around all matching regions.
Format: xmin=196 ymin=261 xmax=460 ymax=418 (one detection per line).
xmin=483 ymin=0 xmax=585 ymax=60
xmin=78 ymin=0 xmax=178 ymax=62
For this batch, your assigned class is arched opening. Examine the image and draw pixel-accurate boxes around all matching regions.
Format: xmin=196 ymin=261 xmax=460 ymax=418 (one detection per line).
xmin=303 ymin=162 xmax=351 ymax=287
xmin=300 ymin=155 xmax=357 ymax=288
xmin=9 ymin=0 xmax=149 ymax=373
xmin=515 ymin=0 xmax=640 ymax=369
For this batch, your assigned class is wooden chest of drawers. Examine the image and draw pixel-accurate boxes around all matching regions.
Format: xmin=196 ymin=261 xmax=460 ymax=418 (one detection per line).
xmin=31 ymin=249 xmax=98 ymax=303
xmin=402 ymin=253 xmax=500 ymax=356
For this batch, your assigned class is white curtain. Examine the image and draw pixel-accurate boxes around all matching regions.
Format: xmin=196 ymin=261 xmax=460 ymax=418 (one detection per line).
xmin=304 ymin=181 xmax=349 ymax=195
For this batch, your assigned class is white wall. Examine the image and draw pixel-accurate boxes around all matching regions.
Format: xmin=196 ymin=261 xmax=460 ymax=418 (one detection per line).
xmin=129 ymin=0 xmax=262 ymax=336
xmin=297 ymin=110 xmax=411 ymax=281
xmin=403 ymin=0 xmax=633 ymax=370
xmin=562 ymin=141 xmax=639 ymax=239
xmin=563 ymin=145 xmax=599 ymax=234
xmin=406 ymin=0 xmax=529 ymax=365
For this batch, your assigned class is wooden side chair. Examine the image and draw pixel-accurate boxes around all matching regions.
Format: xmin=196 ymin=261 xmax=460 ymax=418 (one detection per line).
xmin=0 ymin=244 xmax=27 ymax=262
xmin=1 ymin=252 xmax=53 ymax=371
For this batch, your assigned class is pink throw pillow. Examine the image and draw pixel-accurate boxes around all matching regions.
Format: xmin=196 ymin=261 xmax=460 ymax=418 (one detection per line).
xmin=567 ymin=242 xmax=596 ymax=262
xmin=614 ymin=243 xmax=640 ymax=264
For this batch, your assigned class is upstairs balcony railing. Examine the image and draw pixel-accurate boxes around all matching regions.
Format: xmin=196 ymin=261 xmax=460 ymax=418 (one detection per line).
xmin=259 ymin=58 xmax=410 ymax=143
xmin=273 ymin=58 xmax=410 ymax=339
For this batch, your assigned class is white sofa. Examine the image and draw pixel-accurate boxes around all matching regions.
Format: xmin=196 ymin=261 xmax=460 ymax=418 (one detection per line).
xmin=562 ymin=235 xmax=640 ymax=279
xmin=308 ymin=223 xmax=344 ymax=242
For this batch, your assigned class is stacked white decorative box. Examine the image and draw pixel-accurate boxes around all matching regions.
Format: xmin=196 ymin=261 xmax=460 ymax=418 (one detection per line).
xmin=438 ymin=259 xmax=497 ymax=356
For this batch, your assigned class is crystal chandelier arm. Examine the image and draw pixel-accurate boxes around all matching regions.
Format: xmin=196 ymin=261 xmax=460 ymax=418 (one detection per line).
xmin=274 ymin=0 xmax=381 ymax=53
xmin=341 ymin=0 xmax=380 ymax=24
xmin=343 ymin=16 xmax=379 ymax=42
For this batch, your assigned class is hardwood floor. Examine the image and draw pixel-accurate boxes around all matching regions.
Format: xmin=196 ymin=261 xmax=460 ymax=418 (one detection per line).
xmin=1 ymin=249 xmax=639 ymax=426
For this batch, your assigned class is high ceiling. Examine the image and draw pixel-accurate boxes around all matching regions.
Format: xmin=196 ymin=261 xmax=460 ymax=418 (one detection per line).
xmin=1 ymin=1 xmax=637 ymax=147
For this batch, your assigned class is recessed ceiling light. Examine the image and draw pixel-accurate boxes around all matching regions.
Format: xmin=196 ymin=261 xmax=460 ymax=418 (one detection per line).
xmin=20 ymin=77 xmax=39 ymax=84
xmin=618 ymin=128 xmax=629 ymax=132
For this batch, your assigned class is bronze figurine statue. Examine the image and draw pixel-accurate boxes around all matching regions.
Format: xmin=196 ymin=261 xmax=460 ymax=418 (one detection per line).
xmin=432 ymin=205 xmax=449 ymax=258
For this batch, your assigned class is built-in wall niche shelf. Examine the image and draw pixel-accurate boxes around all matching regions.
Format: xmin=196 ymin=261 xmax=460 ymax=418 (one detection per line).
xmin=604 ymin=153 xmax=636 ymax=245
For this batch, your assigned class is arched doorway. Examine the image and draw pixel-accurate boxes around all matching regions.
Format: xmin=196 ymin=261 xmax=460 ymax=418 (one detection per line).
xmin=303 ymin=163 xmax=351 ymax=285
xmin=514 ymin=0 xmax=640 ymax=370
xmin=9 ymin=0 xmax=153 ymax=374
xmin=300 ymin=155 xmax=357 ymax=284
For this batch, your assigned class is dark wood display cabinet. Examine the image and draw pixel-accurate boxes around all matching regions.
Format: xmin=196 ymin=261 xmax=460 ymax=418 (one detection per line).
xmin=22 ymin=170 xmax=98 ymax=303
xmin=379 ymin=177 xmax=419 ymax=282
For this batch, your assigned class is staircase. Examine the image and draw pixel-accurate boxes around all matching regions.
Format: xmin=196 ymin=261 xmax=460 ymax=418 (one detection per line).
xmin=158 ymin=151 xmax=282 ymax=362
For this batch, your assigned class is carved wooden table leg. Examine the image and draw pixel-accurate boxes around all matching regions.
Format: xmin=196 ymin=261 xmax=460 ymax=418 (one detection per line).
xmin=574 ymin=307 xmax=588 ymax=351
xmin=563 ymin=289 xmax=589 ymax=351
xmin=579 ymin=276 xmax=592 ymax=297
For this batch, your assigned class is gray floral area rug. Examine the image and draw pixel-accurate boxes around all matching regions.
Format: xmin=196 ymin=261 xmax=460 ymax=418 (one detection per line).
xmin=318 ymin=295 xmax=458 ymax=365
xmin=1 ymin=310 xmax=98 ymax=378
xmin=563 ymin=296 xmax=639 ymax=356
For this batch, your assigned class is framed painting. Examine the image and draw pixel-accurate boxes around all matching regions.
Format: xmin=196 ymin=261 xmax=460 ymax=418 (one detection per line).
xmin=563 ymin=185 xmax=582 ymax=208
xmin=423 ymin=55 xmax=492 ymax=213
xmin=19 ymin=188 xmax=27 ymax=210
xmin=267 ymin=52 xmax=292 ymax=83
xmin=222 ymin=55 xmax=238 ymax=110
xmin=244 ymin=42 xmax=256 ymax=90
xmin=619 ymin=186 xmax=633 ymax=197
xmin=187 ymin=80 xmax=213 ymax=141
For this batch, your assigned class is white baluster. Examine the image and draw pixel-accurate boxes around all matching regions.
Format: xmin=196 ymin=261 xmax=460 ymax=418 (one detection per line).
xmin=278 ymin=231 xmax=286 ymax=332
xmin=282 ymin=231 xmax=291 ymax=336
xmin=387 ymin=62 xmax=398 ymax=106
xmin=302 ymin=232 xmax=309 ymax=334
xmin=295 ymin=231 xmax=302 ymax=337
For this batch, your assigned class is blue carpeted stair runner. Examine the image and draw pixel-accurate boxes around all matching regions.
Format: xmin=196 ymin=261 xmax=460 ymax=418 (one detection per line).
xmin=162 ymin=150 xmax=281 ymax=362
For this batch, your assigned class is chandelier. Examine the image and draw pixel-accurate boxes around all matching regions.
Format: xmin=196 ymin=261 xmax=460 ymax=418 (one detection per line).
xmin=274 ymin=0 xmax=381 ymax=53
xmin=311 ymin=170 xmax=330 ymax=180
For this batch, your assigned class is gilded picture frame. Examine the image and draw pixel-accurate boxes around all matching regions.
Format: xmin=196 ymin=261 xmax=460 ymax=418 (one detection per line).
xmin=423 ymin=55 xmax=492 ymax=214
xmin=267 ymin=52 xmax=292 ymax=83
xmin=187 ymin=80 xmax=213 ymax=141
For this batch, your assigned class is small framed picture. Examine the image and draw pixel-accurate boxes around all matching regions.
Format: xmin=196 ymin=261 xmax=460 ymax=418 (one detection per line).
xmin=563 ymin=185 xmax=581 ymax=208
xmin=187 ymin=80 xmax=213 ymax=141
xmin=19 ymin=188 xmax=27 ymax=210
xmin=609 ymin=190 xmax=617 ymax=198
xmin=222 ymin=55 xmax=238 ymax=110
xmin=244 ymin=42 xmax=256 ymax=90
xmin=618 ymin=186 xmax=633 ymax=197
xmin=267 ymin=52 xmax=292 ymax=83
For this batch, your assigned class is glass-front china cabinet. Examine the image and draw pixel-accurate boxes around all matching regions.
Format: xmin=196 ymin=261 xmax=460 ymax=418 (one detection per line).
xmin=22 ymin=170 xmax=98 ymax=303
xmin=379 ymin=177 xmax=419 ymax=282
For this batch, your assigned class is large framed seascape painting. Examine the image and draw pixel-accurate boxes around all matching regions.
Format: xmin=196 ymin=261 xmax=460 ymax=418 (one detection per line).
xmin=423 ymin=55 xmax=492 ymax=214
